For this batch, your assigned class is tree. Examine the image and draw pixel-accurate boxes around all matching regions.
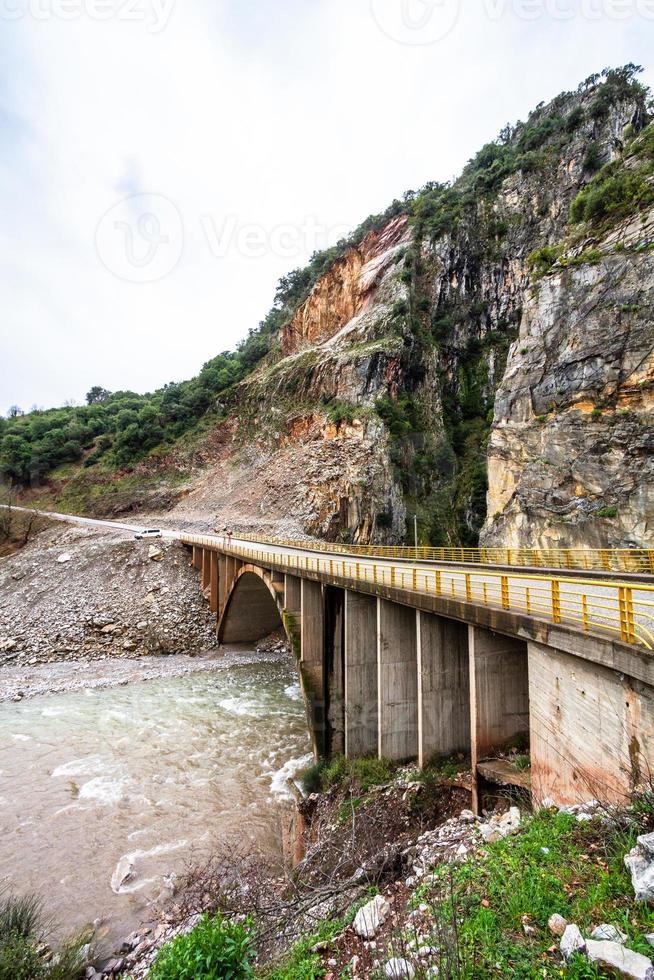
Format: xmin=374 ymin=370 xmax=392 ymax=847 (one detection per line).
xmin=86 ymin=386 xmax=112 ymax=405
xmin=7 ymin=405 xmax=23 ymax=418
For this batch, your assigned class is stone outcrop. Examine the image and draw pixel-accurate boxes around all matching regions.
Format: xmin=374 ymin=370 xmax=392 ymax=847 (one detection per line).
xmin=483 ymin=211 xmax=654 ymax=548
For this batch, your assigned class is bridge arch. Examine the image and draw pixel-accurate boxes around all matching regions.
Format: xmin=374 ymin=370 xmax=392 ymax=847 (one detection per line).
xmin=218 ymin=565 xmax=284 ymax=644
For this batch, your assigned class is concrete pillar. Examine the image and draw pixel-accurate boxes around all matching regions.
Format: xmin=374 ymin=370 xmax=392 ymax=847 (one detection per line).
xmin=344 ymin=591 xmax=378 ymax=758
xmin=528 ymin=641 xmax=654 ymax=806
xmin=417 ymin=612 xmax=470 ymax=767
xmin=301 ymin=579 xmax=325 ymax=756
xmin=225 ymin=556 xmax=236 ymax=597
xmin=218 ymin=555 xmax=227 ymax=616
xmin=324 ymin=587 xmax=345 ymax=757
xmin=209 ymin=552 xmax=219 ymax=614
xmin=377 ymin=599 xmax=418 ymax=761
xmin=469 ymin=626 xmax=529 ymax=802
xmin=285 ymin=575 xmax=302 ymax=616
xmin=192 ymin=545 xmax=202 ymax=570
xmin=201 ymin=549 xmax=211 ymax=592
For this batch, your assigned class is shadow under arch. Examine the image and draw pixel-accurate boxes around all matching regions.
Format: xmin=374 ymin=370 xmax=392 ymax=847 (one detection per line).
xmin=218 ymin=567 xmax=284 ymax=644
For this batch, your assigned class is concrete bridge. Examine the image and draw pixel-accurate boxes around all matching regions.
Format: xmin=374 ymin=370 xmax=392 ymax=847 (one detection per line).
xmin=183 ymin=531 xmax=654 ymax=812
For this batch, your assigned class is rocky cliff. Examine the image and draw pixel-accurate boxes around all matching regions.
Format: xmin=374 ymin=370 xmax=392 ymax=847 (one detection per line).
xmin=160 ymin=66 xmax=653 ymax=548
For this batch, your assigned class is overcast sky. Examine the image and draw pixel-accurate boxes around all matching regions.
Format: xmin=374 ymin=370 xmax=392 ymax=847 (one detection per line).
xmin=1 ymin=0 xmax=653 ymax=412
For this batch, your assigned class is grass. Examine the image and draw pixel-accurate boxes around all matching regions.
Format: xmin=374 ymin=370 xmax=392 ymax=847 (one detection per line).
xmin=262 ymin=902 xmax=366 ymax=980
xmin=0 ymin=891 xmax=90 ymax=980
xmin=411 ymin=808 xmax=654 ymax=978
xmin=298 ymin=756 xmax=399 ymax=796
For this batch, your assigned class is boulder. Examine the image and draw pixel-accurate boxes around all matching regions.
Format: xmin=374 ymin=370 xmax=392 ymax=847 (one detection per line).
xmin=354 ymin=894 xmax=391 ymax=938
xmin=548 ymin=913 xmax=568 ymax=937
xmin=590 ymin=924 xmax=628 ymax=944
xmin=384 ymin=958 xmax=415 ymax=979
xmin=560 ymin=924 xmax=586 ymax=960
xmin=111 ymin=856 xmax=134 ymax=893
xmin=478 ymin=807 xmax=521 ymax=843
xmin=56 ymin=553 xmax=72 ymax=563
xmin=585 ymin=940 xmax=654 ymax=979
xmin=625 ymin=833 xmax=654 ymax=902
xmin=148 ymin=546 xmax=164 ymax=561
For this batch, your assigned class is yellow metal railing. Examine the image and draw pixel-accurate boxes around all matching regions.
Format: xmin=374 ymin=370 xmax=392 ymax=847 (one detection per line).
xmin=232 ymin=533 xmax=654 ymax=575
xmin=182 ymin=534 xmax=654 ymax=651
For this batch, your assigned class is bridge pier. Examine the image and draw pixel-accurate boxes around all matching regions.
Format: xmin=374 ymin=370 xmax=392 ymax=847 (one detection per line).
xmin=284 ymin=574 xmax=301 ymax=616
xmin=378 ymin=599 xmax=418 ymax=761
xmin=469 ymin=626 xmax=529 ymax=808
xmin=324 ymin=587 xmax=345 ymax=757
xmin=417 ymin=612 xmax=470 ymax=768
xmin=209 ymin=552 xmax=219 ymax=614
xmin=301 ymin=579 xmax=326 ymax=755
xmin=344 ymin=591 xmax=378 ymax=758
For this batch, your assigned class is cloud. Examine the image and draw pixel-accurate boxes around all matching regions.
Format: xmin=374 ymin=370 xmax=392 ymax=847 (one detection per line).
xmin=1 ymin=0 xmax=652 ymax=410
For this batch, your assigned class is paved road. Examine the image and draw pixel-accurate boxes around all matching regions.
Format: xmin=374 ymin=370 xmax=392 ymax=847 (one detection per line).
xmin=5 ymin=505 xmax=654 ymax=649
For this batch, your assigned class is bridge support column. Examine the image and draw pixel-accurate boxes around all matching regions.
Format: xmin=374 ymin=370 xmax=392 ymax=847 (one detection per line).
xmin=285 ymin=575 xmax=301 ymax=616
xmin=469 ymin=626 xmax=529 ymax=809
xmin=218 ymin=555 xmax=227 ymax=616
xmin=209 ymin=552 xmax=219 ymax=614
xmin=417 ymin=612 xmax=470 ymax=768
xmin=301 ymin=580 xmax=326 ymax=756
xmin=324 ymin=587 xmax=345 ymax=757
xmin=344 ymin=591 xmax=378 ymax=758
xmin=528 ymin=641 xmax=654 ymax=806
xmin=192 ymin=546 xmax=202 ymax=571
xmin=201 ymin=549 xmax=211 ymax=593
xmin=377 ymin=599 xmax=418 ymax=761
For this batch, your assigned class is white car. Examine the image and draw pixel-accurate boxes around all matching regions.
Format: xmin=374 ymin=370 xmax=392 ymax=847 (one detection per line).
xmin=134 ymin=528 xmax=162 ymax=540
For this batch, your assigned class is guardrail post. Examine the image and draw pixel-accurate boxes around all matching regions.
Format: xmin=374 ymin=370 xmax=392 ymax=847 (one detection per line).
xmin=412 ymin=568 xmax=417 ymax=591
xmin=618 ymin=587 xmax=636 ymax=644
xmin=434 ymin=570 xmax=441 ymax=595
xmin=501 ymin=575 xmax=510 ymax=610
xmin=551 ymin=580 xmax=561 ymax=624
xmin=600 ymin=549 xmax=611 ymax=571
xmin=465 ymin=573 xmax=472 ymax=602
xmin=391 ymin=566 xmax=396 ymax=588
xmin=649 ymin=552 xmax=654 ymax=575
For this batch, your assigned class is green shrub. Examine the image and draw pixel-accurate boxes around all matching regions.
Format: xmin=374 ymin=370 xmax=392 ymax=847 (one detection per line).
xmin=595 ymin=505 xmax=618 ymax=519
xmin=150 ymin=913 xmax=254 ymax=980
xmin=583 ymin=141 xmax=602 ymax=172
xmin=570 ymin=163 xmax=654 ymax=226
xmin=526 ymin=244 xmax=564 ymax=278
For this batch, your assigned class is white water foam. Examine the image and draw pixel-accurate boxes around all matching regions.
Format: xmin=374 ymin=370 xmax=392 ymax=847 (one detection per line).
xmin=269 ymin=753 xmax=314 ymax=798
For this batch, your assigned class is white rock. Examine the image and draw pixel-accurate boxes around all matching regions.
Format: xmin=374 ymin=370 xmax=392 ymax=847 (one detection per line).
xmin=625 ymin=833 xmax=654 ymax=902
xmin=646 ymin=935 xmax=654 ymax=948
xmin=148 ymin=546 xmax=163 ymax=561
xmin=560 ymin=924 xmax=586 ymax=960
xmin=585 ymin=939 xmax=654 ymax=979
xmin=548 ymin=913 xmax=568 ymax=937
xmin=384 ymin=958 xmax=415 ymax=979
xmin=460 ymin=809 xmax=476 ymax=823
xmin=56 ymin=553 xmax=72 ymax=563
xmin=353 ymin=894 xmax=391 ymax=938
xmin=111 ymin=855 xmax=135 ymax=893
xmin=591 ymin=924 xmax=628 ymax=944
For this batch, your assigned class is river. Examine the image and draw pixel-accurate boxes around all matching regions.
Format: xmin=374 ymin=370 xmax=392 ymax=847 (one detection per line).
xmin=0 ymin=649 xmax=312 ymax=952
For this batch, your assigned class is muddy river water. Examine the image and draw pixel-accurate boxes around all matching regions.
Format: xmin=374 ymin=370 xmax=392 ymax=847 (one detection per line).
xmin=0 ymin=650 xmax=312 ymax=951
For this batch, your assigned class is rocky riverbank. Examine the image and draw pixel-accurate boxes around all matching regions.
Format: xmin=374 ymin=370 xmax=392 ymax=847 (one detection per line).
xmin=0 ymin=522 xmax=220 ymax=685
xmin=106 ymin=761 xmax=654 ymax=980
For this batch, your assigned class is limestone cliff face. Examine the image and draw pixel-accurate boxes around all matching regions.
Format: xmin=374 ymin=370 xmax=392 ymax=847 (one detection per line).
xmin=483 ymin=209 xmax=654 ymax=548
xmin=164 ymin=70 xmax=654 ymax=548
